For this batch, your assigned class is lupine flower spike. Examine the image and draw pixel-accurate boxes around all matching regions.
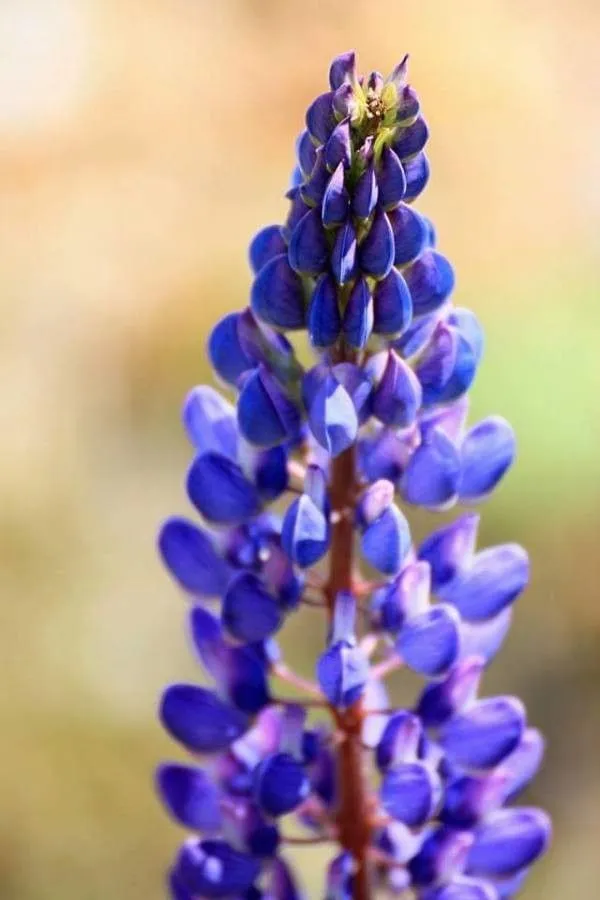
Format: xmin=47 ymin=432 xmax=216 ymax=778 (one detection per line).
xmin=157 ymin=50 xmax=550 ymax=899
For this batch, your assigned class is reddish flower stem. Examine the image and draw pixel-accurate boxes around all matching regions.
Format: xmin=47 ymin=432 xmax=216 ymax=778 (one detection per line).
xmin=323 ymin=344 xmax=372 ymax=900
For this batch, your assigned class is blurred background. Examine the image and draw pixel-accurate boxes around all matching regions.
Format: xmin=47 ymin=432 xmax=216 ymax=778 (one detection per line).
xmin=1 ymin=0 xmax=599 ymax=897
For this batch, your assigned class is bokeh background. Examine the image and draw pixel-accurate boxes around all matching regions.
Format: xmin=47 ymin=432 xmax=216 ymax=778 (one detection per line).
xmin=1 ymin=0 xmax=599 ymax=897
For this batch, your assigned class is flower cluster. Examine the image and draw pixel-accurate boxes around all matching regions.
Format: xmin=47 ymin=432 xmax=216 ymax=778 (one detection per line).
xmin=156 ymin=51 xmax=550 ymax=900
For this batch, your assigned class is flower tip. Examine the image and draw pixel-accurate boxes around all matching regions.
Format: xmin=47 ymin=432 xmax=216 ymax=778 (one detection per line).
xmin=388 ymin=53 xmax=410 ymax=88
xmin=329 ymin=50 xmax=357 ymax=90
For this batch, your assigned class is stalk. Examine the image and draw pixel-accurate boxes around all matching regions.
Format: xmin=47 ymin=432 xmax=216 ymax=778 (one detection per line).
xmin=324 ymin=343 xmax=372 ymax=900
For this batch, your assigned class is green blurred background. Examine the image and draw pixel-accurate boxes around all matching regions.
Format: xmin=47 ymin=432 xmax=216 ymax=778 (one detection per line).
xmin=1 ymin=0 xmax=599 ymax=897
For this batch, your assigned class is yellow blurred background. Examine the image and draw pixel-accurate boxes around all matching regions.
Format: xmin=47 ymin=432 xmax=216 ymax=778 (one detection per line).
xmin=1 ymin=0 xmax=599 ymax=897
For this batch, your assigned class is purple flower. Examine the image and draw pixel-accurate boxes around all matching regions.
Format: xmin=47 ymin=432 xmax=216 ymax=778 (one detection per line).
xmin=156 ymin=50 xmax=549 ymax=900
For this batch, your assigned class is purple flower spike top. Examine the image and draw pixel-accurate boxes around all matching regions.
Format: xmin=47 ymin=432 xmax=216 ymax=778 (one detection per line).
xmin=155 ymin=50 xmax=549 ymax=900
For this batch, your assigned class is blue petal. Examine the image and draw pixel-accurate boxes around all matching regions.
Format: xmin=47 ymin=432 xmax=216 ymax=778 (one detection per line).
xmin=238 ymin=366 xmax=302 ymax=448
xmin=366 ymin=69 xmax=384 ymax=91
xmin=175 ymin=838 xmax=260 ymax=899
xmin=303 ymin=462 xmax=329 ymax=509
xmin=448 ymin=307 xmax=485 ymax=363
xmin=237 ymin=307 xmax=295 ymax=370
xmin=281 ymin=494 xmax=330 ymax=567
xmin=325 ymin=118 xmax=352 ymax=171
xmin=431 ymin=331 xmax=478 ymax=406
xmin=253 ymin=752 xmax=310 ymax=817
xmin=283 ymin=188 xmax=311 ymax=241
xmin=329 ymin=51 xmax=357 ymax=90
xmin=370 ymin=350 xmax=422 ymax=428
xmin=421 ymin=877 xmax=496 ymax=900
xmin=409 ymin=827 xmax=474 ymax=888
xmin=208 ymin=313 xmax=254 ymax=384
xmin=225 ymin=518 xmax=275 ymax=570
xmin=371 ymin=561 xmax=430 ymax=634
xmin=188 ymin=605 xmax=224 ymax=677
xmin=183 ymin=385 xmax=238 ymax=459
xmin=441 ymin=696 xmax=525 ymax=769
xmin=352 ymin=162 xmax=379 ymax=219
xmin=392 ymin=116 xmax=429 ymax=160
xmin=317 ymin=641 xmax=369 ymax=709
xmin=305 ymin=91 xmax=335 ymax=144
xmin=359 ymin=209 xmax=395 ymax=279
xmin=222 ymin=572 xmax=283 ymax=643
xmin=231 ymin=802 xmax=280 ymax=858
xmin=342 ymin=276 xmax=374 ymax=349
xmin=249 ymin=225 xmax=287 ymax=274
xmin=189 ymin=607 xmax=271 ymax=714
xmin=440 ymin=544 xmax=529 ymax=622
xmin=308 ymin=274 xmax=342 ymax=347
xmin=381 ymin=762 xmax=442 ymax=827
xmin=362 ymin=70 xmax=385 ymax=95
xmin=248 ymin=445 xmax=289 ymax=502
xmin=157 ymin=764 xmax=222 ymax=831
xmin=404 ymin=250 xmax=455 ymax=316
xmin=397 ymin=84 xmax=420 ymax=124
xmin=415 ymin=323 xmax=459 ymax=395
xmin=418 ymin=513 xmax=480 ymax=592
xmin=159 ymin=517 xmax=230 ymax=596
xmin=330 ymin=590 xmax=359 ymax=644
xmin=357 ymin=479 xmax=395 ymax=528
xmin=441 ymin=772 xmax=508 ymax=828
xmin=307 ymin=739 xmax=336 ymax=808
xmin=301 ymin=728 xmax=321 ymax=766
xmin=302 ymin=361 xmax=328 ymax=406
xmin=251 ymin=254 xmax=306 ymax=330
xmin=467 ymin=808 xmax=551 ymax=878
xmin=458 ymin=417 xmax=516 ymax=502
xmin=388 ymin=203 xmax=429 ymax=267
xmin=333 ymin=82 xmax=360 ymax=120
xmin=361 ymin=504 xmax=411 ymax=576
xmin=501 ymin=728 xmax=545 ymax=802
xmin=187 ymin=453 xmax=261 ymax=525
xmin=491 ymin=871 xmax=529 ymax=900
xmin=422 ymin=215 xmax=437 ymax=246
xmin=296 ymin=129 xmax=317 ymax=176
xmin=331 ymin=220 xmax=358 ymax=286
xmin=160 ymin=685 xmax=248 ymax=753
xmin=289 ymin=165 xmax=303 ymax=189
xmin=326 ymin=853 xmax=354 ymax=900
xmin=306 ymin=373 xmax=358 ymax=458
xmin=322 ymin=163 xmax=349 ymax=227
xmin=377 ymin=145 xmax=407 ymax=209
xmin=393 ymin=312 xmax=439 ymax=359
xmin=373 ymin=269 xmax=412 ymax=336
xmin=403 ymin=152 xmax=430 ymax=202
xmin=387 ymin=54 xmax=409 ymax=88
xmin=376 ymin=711 xmax=422 ymax=771
xmin=459 ymin=607 xmax=513 ymax=664
xmin=377 ymin=821 xmax=423 ymax=869
xmin=401 ymin=428 xmax=461 ymax=509
xmin=398 ymin=603 xmax=461 ymax=677
xmin=421 ymin=395 xmax=470 ymax=444
xmin=333 ymin=362 xmax=373 ymax=423
xmin=358 ymin=426 xmax=409 ymax=484
xmin=288 ymin=208 xmax=329 ymax=276
xmin=261 ymin=543 xmax=304 ymax=612
xmin=417 ymin=656 xmax=484 ymax=728
xmin=300 ymin=147 xmax=330 ymax=206
xmin=169 ymin=869 xmax=193 ymax=900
